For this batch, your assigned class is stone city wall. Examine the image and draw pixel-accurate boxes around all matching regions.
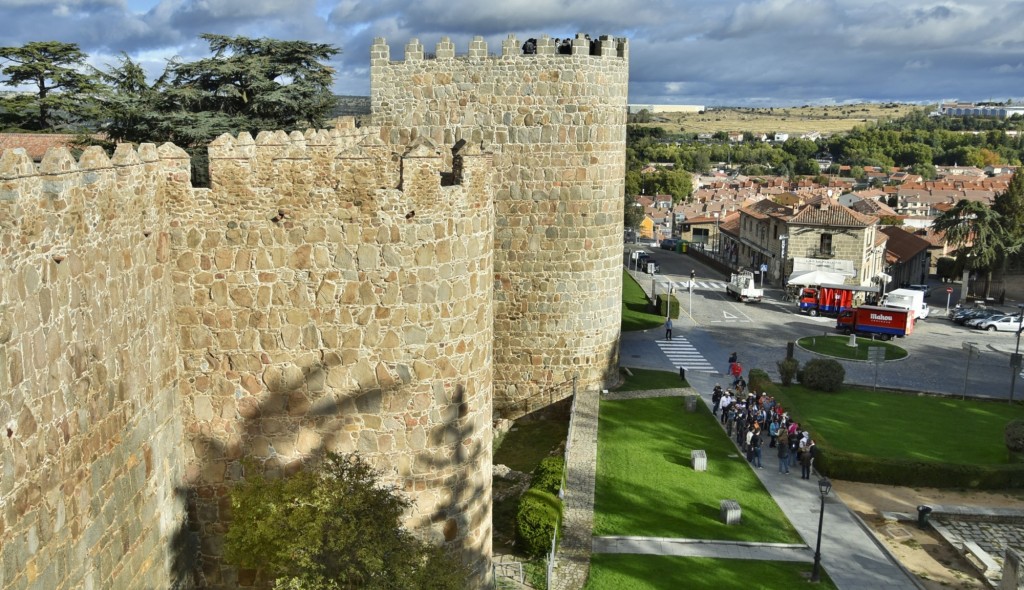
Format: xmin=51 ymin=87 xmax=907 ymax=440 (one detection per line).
xmin=0 ymin=144 xmax=190 ymax=589
xmin=370 ymin=34 xmax=629 ymax=416
xmin=174 ymin=126 xmax=495 ymax=586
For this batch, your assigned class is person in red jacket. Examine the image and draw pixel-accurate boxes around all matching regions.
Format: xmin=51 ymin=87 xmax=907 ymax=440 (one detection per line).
xmin=729 ymin=361 xmax=743 ymax=386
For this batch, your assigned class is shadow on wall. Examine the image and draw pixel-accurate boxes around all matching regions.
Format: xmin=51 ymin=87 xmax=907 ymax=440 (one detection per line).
xmin=169 ymin=359 xmax=490 ymax=588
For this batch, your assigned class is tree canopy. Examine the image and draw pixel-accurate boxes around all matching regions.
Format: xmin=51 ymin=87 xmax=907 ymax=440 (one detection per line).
xmin=225 ymin=452 xmax=469 ymax=590
xmin=0 ymin=41 xmax=102 ymax=131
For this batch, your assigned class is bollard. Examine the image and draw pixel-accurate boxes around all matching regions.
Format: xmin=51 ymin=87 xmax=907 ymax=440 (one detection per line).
xmin=679 ymin=367 xmax=686 ymax=381
xmin=917 ymin=505 xmax=933 ymax=529
xmin=786 ymin=341 xmax=795 ymax=359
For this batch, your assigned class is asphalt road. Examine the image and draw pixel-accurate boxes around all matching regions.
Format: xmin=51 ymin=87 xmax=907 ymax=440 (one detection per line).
xmin=625 ymin=244 xmax=1024 ymax=401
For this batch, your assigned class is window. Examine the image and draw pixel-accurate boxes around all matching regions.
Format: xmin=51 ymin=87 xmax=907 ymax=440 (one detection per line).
xmin=819 ymin=233 xmax=833 ymax=255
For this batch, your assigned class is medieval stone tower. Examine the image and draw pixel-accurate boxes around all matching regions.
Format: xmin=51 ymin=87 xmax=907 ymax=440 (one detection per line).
xmin=0 ymin=32 xmax=628 ymax=590
xmin=371 ymin=34 xmax=629 ymax=415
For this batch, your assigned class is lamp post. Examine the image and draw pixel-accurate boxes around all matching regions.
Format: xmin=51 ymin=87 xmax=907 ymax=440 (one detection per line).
xmin=1011 ymin=304 xmax=1024 ymax=403
xmin=713 ymin=211 xmax=721 ymax=260
xmin=810 ymin=477 xmax=832 ymax=583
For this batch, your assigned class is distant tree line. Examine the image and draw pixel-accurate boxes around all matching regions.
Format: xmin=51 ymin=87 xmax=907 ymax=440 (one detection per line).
xmin=0 ymin=36 xmax=341 ymax=185
xmin=625 ymin=109 xmax=1024 ymax=185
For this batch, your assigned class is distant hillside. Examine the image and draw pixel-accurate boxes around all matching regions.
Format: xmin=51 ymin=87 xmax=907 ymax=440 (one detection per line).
xmin=634 ymin=103 xmax=925 ymax=136
xmin=332 ymin=95 xmax=371 ymax=117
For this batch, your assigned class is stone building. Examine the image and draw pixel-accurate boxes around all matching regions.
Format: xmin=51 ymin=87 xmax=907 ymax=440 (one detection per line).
xmin=0 ymin=33 xmax=628 ymax=590
xmin=723 ymin=196 xmax=887 ymax=288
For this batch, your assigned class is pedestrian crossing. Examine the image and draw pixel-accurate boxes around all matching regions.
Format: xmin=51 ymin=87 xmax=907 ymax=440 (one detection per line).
xmin=665 ymin=279 xmax=727 ymax=292
xmin=656 ymin=336 xmax=717 ymax=373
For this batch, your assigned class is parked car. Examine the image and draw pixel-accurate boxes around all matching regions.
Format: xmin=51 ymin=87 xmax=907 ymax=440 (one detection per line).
xmin=975 ymin=315 xmax=1024 ymax=332
xmin=967 ymin=313 xmax=1007 ymax=328
xmin=660 ymin=238 xmax=680 ymax=250
xmin=954 ymin=308 xmax=999 ymax=325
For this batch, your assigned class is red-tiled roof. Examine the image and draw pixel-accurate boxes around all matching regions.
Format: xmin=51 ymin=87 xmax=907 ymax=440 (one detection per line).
xmin=0 ymin=133 xmax=81 ymax=161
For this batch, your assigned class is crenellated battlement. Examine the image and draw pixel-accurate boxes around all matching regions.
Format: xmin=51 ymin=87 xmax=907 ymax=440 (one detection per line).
xmin=205 ymin=123 xmax=492 ymax=222
xmin=370 ymin=33 xmax=628 ymax=64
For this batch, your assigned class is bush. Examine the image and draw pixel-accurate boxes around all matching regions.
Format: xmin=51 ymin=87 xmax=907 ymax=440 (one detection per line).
xmin=1006 ymin=420 xmax=1024 ymax=454
xmin=516 ymin=488 xmax=562 ymax=557
xmin=748 ymin=368 xmax=772 ymax=392
xmin=656 ymin=293 xmax=680 ymax=319
xmin=815 ymin=444 xmax=1024 ymax=489
xmin=777 ymin=358 xmax=799 ymax=386
xmin=532 ymin=456 xmax=565 ymax=495
xmin=797 ymin=358 xmax=845 ymax=392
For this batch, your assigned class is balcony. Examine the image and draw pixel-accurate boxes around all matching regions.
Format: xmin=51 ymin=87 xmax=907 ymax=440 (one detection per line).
xmin=807 ymin=247 xmax=836 ymax=259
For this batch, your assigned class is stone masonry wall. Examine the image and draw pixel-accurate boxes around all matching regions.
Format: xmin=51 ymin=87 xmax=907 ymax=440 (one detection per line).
xmin=370 ymin=34 xmax=629 ymax=415
xmin=0 ymin=144 xmax=190 ymax=589
xmin=174 ymin=126 xmax=495 ymax=586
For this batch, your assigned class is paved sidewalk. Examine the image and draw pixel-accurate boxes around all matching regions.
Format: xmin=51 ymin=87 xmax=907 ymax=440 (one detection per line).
xmin=594 ymin=536 xmax=813 ymax=561
xmin=551 ymin=388 xmax=599 ymax=590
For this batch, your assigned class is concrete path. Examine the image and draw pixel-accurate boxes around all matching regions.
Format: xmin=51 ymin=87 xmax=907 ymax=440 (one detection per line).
xmin=594 ymin=536 xmax=813 ymax=561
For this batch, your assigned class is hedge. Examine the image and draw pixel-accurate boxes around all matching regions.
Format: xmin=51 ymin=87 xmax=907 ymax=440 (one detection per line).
xmin=656 ymin=293 xmax=680 ymax=319
xmin=515 ymin=488 xmax=563 ymax=557
xmin=815 ymin=445 xmax=1024 ymax=489
xmin=532 ymin=456 xmax=565 ymax=496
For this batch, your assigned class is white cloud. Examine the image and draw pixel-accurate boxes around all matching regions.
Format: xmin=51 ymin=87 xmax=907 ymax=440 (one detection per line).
xmin=0 ymin=0 xmax=1021 ymax=106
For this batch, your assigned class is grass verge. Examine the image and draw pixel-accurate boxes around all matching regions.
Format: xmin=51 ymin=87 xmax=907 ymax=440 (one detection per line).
xmin=616 ymin=367 xmax=688 ymax=392
xmin=594 ymin=396 xmax=800 ymax=542
xmin=586 ymin=555 xmax=838 ymax=589
xmin=622 ymin=270 xmax=664 ymax=331
xmin=798 ymin=335 xmax=908 ymax=360
xmin=771 ymin=384 xmax=1024 ymax=464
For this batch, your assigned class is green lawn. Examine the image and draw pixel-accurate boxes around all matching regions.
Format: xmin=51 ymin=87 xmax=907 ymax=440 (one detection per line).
xmin=622 ymin=270 xmax=665 ymax=331
xmin=493 ymin=418 xmax=569 ymax=473
xmin=773 ymin=385 xmax=1024 ymax=464
xmin=798 ymin=335 xmax=908 ymax=360
xmin=586 ymin=555 xmax=837 ymax=590
xmin=594 ymin=396 xmax=801 ymax=543
xmin=616 ymin=368 xmax=688 ymax=392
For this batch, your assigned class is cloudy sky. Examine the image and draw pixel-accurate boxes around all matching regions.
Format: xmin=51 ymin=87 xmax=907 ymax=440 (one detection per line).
xmin=1 ymin=0 xmax=1022 ymax=106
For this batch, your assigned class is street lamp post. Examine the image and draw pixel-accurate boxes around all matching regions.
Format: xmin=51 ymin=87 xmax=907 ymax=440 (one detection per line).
xmin=713 ymin=211 xmax=721 ymax=261
xmin=810 ymin=477 xmax=832 ymax=583
xmin=1011 ymin=304 xmax=1024 ymax=403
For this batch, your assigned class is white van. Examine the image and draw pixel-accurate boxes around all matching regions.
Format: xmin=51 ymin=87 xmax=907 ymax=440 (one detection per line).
xmin=880 ymin=288 xmax=930 ymax=320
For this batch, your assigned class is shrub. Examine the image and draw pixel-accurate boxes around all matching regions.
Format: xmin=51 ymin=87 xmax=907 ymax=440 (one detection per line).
xmin=797 ymin=358 xmax=845 ymax=392
xmin=656 ymin=293 xmax=680 ymax=318
xmin=748 ymin=368 xmax=772 ymax=392
xmin=815 ymin=445 xmax=1024 ymax=489
xmin=1007 ymin=420 xmax=1024 ymax=454
xmin=532 ymin=456 xmax=565 ymax=496
xmin=777 ymin=358 xmax=799 ymax=386
xmin=516 ymin=488 xmax=562 ymax=557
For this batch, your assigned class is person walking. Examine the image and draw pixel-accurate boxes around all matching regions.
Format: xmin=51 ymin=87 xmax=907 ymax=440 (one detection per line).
xmin=750 ymin=429 xmax=763 ymax=469
xmin=800 ymin=439 xmax=816 ymax=480
xmin=777 ymin=430 xmax=790 ymax=474
xmin=665 ymin=317 xmax=673 ymax=340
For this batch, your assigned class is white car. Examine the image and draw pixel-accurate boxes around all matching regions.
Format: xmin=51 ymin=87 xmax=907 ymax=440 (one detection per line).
xmin=975 ymin=315 xmax=1024 ymax=332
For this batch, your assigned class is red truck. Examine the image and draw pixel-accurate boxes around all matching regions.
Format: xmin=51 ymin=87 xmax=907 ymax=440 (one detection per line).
xmin=835 ymin=306 xmax=914 ymax=340
xmin=798 ymin=284 xmax=855 ymax=316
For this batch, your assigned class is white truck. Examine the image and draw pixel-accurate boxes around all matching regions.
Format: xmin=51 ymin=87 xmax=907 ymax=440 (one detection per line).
xmin=880 ymin=288 xmax=930 ymax=320
xmin=726 ymin=271 xmax=763 ymax=303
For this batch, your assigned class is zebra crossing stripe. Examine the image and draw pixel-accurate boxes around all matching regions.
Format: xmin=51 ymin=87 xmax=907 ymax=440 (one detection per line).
xmin=656 ymin=337 xmax=716 ymax=372
xmin=671 ymin=280 xmax=725 ymax=291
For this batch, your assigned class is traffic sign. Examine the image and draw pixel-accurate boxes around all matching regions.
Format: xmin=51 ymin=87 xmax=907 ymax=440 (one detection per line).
xmin=946 ymin=287 xmax=953 ymax=293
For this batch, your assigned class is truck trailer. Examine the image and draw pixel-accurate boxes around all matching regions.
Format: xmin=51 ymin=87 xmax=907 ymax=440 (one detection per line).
xmin=798 ymin=284 xmax=856 ymax=316
xmin=836 ymin=305 xmax=915 ymax=340
xmin=880 ymin=288 xmax=930 ymax=320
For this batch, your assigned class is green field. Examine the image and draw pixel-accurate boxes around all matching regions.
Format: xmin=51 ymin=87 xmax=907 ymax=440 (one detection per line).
xmin=615 ymin=368 xmax=688 ymax=392
xmin=594 ymin=396 xmax=800 ymax=542
xmin=635 ymin=103 xmax=921 ymax=136
xmin=773 ymin=385 xmax=1024 ymax=464
xmin=586 ymin=555 xmax=837 ymax=590
xmin=798 ymin=335 xmax=908 ymax=361
xmin=622 ymin=270 xmax=665 ymax=331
